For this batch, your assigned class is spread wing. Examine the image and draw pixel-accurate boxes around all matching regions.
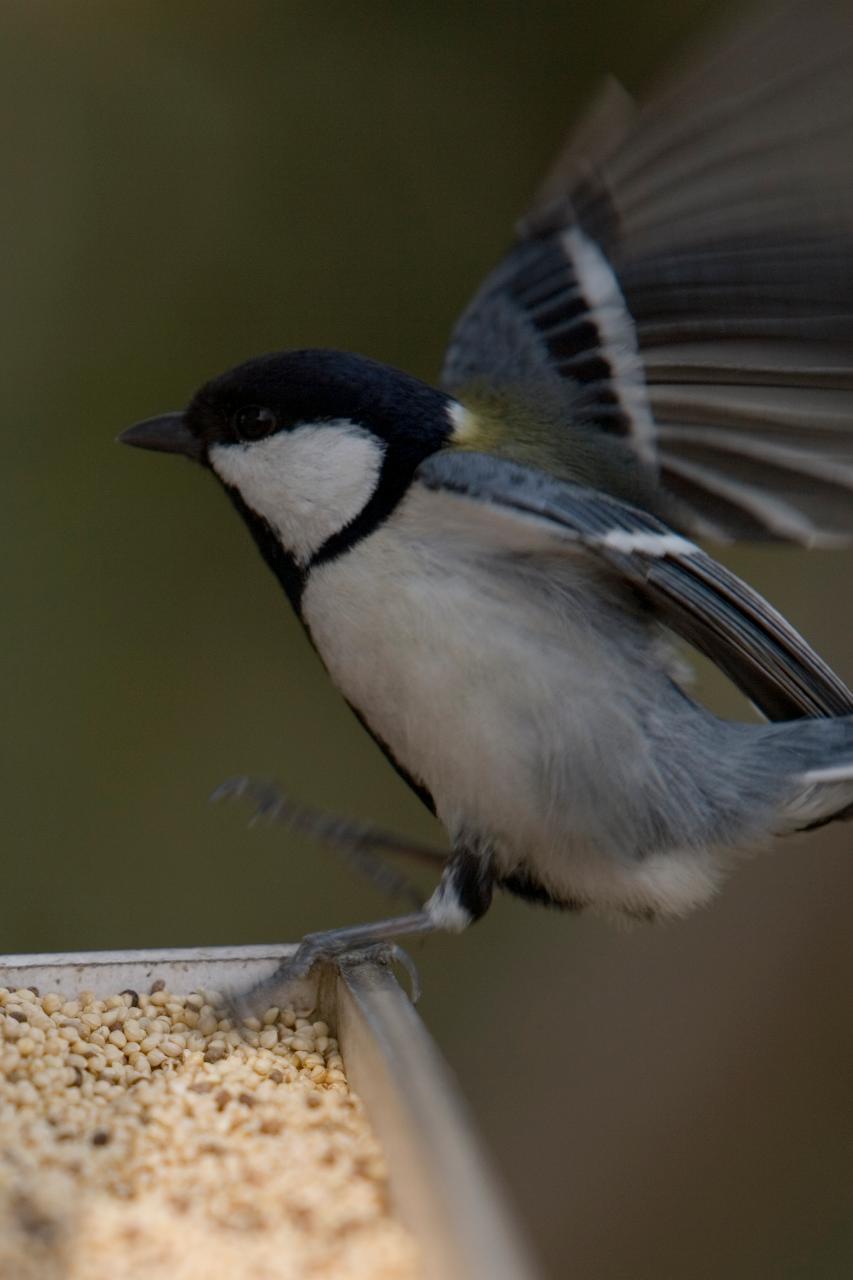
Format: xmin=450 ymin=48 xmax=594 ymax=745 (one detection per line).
xmin=441 ymin=1 xmax=853 ymax=546
xmin=417 ymin=450 xmax=853 ymax=721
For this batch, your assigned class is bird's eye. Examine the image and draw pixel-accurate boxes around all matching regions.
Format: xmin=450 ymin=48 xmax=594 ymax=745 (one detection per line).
xmin=232 ymin=405 xmax=277 ymax=442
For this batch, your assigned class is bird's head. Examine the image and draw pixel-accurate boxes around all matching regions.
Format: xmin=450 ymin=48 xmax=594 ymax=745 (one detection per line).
xmin=121 ymin=349 xmax=469 ymax=595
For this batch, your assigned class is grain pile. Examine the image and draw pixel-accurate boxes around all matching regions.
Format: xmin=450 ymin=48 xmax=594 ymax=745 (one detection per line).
xmin=0 ymin=981 xmax=421 ymax=1280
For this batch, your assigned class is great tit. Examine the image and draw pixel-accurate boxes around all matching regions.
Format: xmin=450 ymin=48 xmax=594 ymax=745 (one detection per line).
xmin=122 ymin=1 xmax=853 ymax=987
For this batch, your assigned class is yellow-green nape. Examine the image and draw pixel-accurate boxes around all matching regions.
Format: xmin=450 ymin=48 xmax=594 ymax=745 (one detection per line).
xmin=446 ymin=384 xmax=657 ymax=506
xmin=446 ymin=401 xmax=482 ymax=444
xmin=446 ymin=392 xmax=528 ymax=453
xmin=448 ymin=386 xmax=565 ymax=463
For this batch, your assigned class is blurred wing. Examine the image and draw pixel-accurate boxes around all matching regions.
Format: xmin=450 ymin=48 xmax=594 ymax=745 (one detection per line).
xmin=417 ymin=450 xmax=853 ymax=721
xmin=441 ymin=1 xmax=853 ymax=545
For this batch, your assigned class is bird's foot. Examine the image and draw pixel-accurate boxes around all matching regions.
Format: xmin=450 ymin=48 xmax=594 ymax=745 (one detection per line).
xmin=224 ymin=936 xmax=420 ymax=1024
xmin=212 ymin=775 xmax=445 ymax=907
xmin=224 ymin=926 xmax=425 ymax=1025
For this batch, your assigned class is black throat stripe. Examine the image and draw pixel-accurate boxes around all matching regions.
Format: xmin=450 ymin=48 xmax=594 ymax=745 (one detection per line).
xmin=308 ymin=448 xmax=423 ymax=574
xmin=224 ymin=484 xmax=307 ymax=615
xmin=225 ymin=446 xmax=426 ymax=616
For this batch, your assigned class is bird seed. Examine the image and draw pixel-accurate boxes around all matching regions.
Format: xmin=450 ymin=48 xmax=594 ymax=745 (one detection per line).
xmin=0 ymin=983 xmax=420 ymax=1280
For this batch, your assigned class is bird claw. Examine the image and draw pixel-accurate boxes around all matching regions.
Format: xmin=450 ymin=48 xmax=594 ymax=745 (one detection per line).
xmin=380 ymin=944 xmax=421 ymax=1003
xmin=210 ymin=775 xmax=251 ymax=804
xmin=211 ymin=775 xmax=285 ymax=825
xmin=212 ymin=776 xmax=430 ymax=1013
xmin=224 ymin=939 xmax=421 ymax=1026
xmin=332 ymin=940 xmax=421 ymax=1002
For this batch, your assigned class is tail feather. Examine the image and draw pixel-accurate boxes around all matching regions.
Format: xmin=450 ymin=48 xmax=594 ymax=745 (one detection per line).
xmin=761 ymin=717 xmax=853 ymax=832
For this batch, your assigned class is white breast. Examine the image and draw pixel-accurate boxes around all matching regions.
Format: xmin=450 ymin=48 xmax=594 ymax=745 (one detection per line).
xmin=301 ymin=484 xmax=723 ymax=918
xmin=303 ymin=489 xmax=547 ymax=835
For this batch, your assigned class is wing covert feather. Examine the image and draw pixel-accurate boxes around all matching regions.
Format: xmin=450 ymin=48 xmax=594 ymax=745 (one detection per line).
xmin=418 ymin=451 xmax=853 ymax=720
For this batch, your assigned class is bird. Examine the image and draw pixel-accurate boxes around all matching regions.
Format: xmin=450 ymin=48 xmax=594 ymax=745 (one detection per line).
xmin=121 ymin=0 xmax=853 ymax=992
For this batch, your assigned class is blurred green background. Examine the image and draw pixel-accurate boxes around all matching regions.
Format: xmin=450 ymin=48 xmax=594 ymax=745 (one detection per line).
xmin=5 ymin=1 xmax=853 ymax=1276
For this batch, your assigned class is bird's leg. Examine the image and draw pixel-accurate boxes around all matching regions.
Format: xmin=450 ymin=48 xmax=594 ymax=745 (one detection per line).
xmin=225 ymin=844 xmax=494 ymax=1017
xmin=212 ymin=775 xmax=447 ymax=909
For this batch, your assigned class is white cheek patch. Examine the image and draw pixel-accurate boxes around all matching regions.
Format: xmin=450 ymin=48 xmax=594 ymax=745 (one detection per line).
xmin=210 ymin=420 xmax=385 ymax=566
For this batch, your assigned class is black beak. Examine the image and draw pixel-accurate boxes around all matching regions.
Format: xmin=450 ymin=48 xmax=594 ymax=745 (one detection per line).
xmin=118 ymin=413 xmax=204 ymax=463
